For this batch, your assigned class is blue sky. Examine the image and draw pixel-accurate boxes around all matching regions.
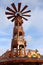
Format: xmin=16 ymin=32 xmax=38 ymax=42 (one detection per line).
xmin=0 ymin=0 xmax=43 ymax=56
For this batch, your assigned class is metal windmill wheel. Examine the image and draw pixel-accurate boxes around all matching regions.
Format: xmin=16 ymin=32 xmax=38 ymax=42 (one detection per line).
xmin=5 ymin=2 xmax=31 ymax=22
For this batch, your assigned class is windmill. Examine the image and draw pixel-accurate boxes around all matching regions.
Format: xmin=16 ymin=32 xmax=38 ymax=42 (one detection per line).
xmin=5 ymin=2 xmax=31 ymax=57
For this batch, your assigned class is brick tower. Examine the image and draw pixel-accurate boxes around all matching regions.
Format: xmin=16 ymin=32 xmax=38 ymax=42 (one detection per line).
xmin=11 ymin=16 xmax=26 ymax=56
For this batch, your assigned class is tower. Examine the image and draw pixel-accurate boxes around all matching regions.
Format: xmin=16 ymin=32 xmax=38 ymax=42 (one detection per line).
xmin=5 ymin=3 xmax=31 ymax=57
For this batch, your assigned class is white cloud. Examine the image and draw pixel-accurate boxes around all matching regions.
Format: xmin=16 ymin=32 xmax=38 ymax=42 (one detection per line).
xmin=0 ymin=0 xmax=14 ymax=6
xmin=25 ymin=35 xmax=43 ymax=55
xmin=19 ymin=0 xmax=30 ymax=4
xmin=0 ymin=7 xmax=14 ymax=32
xmin=0 ymin=31 xmax=9 ymax=36
xmin=0 ymin=46 xmax=11 ymax=56
xmin=31 ymin=7 xmax=43 ymax=34
xmin=38 ymin=48 xmax=43 ymax=55
xmin=30 ymin=0 xmax=43 ymax=7
xmin=0 ymin=38 xmax=11 ymax=56
xmin=0 ymin=48 xmax=6 ymax=56
xmin=25 ymin=35 xmax=32 ymax=43
xmin=0 ymin=38 xmax=10 ymax=42
xmin=0 ymin=5 xmax=13 ymax=56
xmin=30 ymin=37 xmax=43 ymax=54
xmin=23 ymin=19 xmax=31 ymax=32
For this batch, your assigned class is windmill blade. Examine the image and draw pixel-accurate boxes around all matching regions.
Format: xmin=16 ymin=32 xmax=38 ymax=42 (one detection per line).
xmin=7 ymin=15 xmax=14 ymax=19
xmin=22 ymin=10 xmax=31 ymax=14
xmin=5 ymin=12 xmax=15 ymax=15
xmin=23 ymin=15 xmax=31 ymax=17
xmin=18 ymin=3 xmax=21 ymax=11
xmin=21 ymin=5 xmax=28 ymax=12
xmin=6 ymin=7 xmax=15 ymax=13
xmin=22 ymin=17 xmax=28 ymax=21
xmin=11 ymin=18 xmax=15 ymax=22
xmin=11 ymin=3 xmax=17 ymax=12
